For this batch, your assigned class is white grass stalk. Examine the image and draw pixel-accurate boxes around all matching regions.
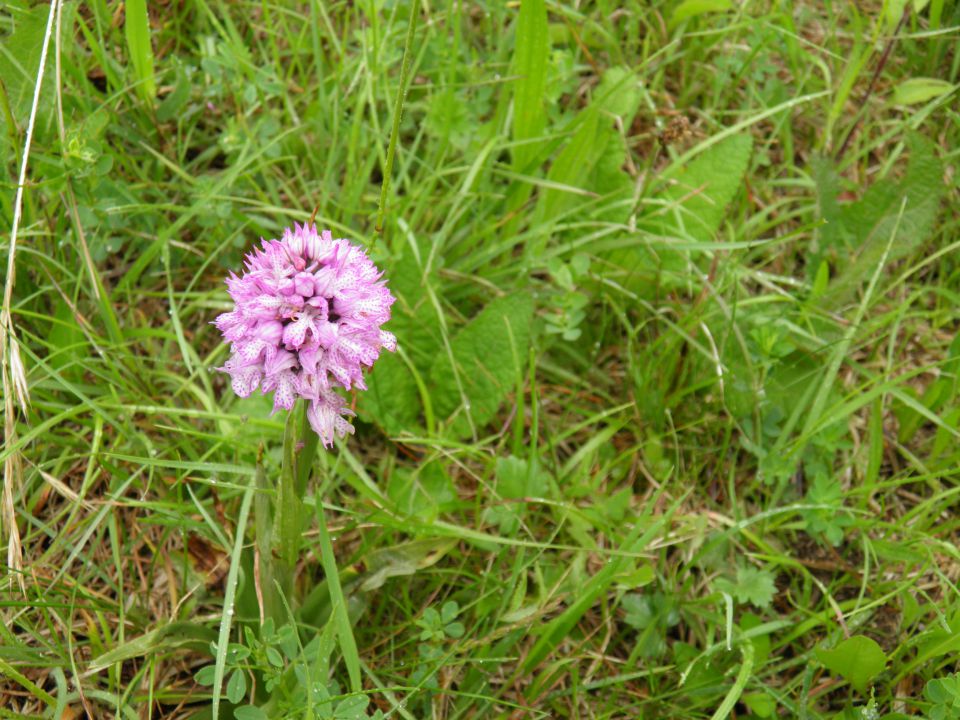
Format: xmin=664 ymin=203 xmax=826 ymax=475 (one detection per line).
xmin=2 ymin=0 xmax=59 ymax=590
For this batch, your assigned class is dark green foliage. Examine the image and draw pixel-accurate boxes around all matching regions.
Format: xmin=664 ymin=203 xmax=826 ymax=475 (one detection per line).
xmin=815 ymin=635 xmax=889 ymax=693
xmin=814 ymin=134 xmax=944 ymax=306
xmin=608 ymin=132 xmax=754 ymax=296
xmin=926 ymin=674 xmax=960 ymax=720
xmin=430 ymin=292 xmax=534 ymax=438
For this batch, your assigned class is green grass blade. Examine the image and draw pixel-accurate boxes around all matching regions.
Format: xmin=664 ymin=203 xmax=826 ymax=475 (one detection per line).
xmin=709 ymin=642 xmax=755 ymax=720
xmin=124 ymin=0 xmax=156 ymax=104
xmin=315 ymin=498 xmax=362 ymax=693
xmin=511 ymin=0 xmax=548 ymax=171
xmin=521 ymin=488 xmax=682 ymax=674
xmin=211 ymin=471 xmax=256 ymax=720
xmin=796 ymin=198 xmax=906 ymax=448
xmin=0 ymin=657 xmax=56 ymax=709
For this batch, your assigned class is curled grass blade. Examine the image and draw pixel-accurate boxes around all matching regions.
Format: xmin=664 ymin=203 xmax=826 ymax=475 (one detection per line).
xmin=211 ymin=470 xmax=255 ymax=720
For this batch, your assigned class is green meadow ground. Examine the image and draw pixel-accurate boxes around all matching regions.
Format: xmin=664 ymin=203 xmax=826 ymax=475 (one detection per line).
xmin=2 ymin=0 xmax=960 ymax=717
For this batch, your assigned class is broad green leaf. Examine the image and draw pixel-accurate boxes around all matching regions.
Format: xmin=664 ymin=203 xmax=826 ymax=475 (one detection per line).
xmin=363 ymin=240 xmax=441 ymax=435
xmin=741 ymin=692 xmax=776 ymax=718
xmin=595 ymin=66 xmax=641 ymax=123
xmin=815 ymin=635 xmax=888 ymax=692
xmin=534 ymin=67 xmax=640 ymax=228
xmin=358 ymin=538 xmax=456 ymax=592
xmin=885 ymin=0 xmax=909 ymax=28
xmin=363 ymin=351 xmax=420 ymax=437
xmin=334 ymin=695 xmax=369 ymax=719
xmin=511 ymin=0 xmax=548 ymax=171
xmin=233 ymin=707 xmax=269 ymax=720
xmin=736 ymin=566 xmax=776 ymax=608
xmin=265 ymin=647 xmax=284 ymax=667
xmin=671 ymin=0 xmax=733 ymax=27
xmin=425 ymin=87 xmax=474 ymax=149
xmin=616 ymin=563 xmax=655 ymax=589
xmin=534 ymin=109 xmax=603 ymax=225
xmin=226 ymin=669 xmax=247 ymax=704
xmin=430 ymin=293 xmax=534 ymax=438
xmin=716 ymin=566 xmax=777 ymax=609
xmin=0 ymin=4 xmax=54 ymax=126
xmin=195 ymin=665 xmax=216 ymax=686
xmin=89 ymin=622 xmax=216 ymax=672
xmin=607 ymin=132 xmax=752 ymax=296
xmin=124 ymin=0 xmax=156 ymax=103
xmin=816 ymin=134 xmax=943 ymax=307
xmin=387 ymin=461 xmax=457 ymax=518
xmin=913 ymin=628 xmax=960 ymax=668
xmin=892 ymin=77 xmax=957 ymax=105
xmin=496 ymin=455 xmax=549 ymax=499
xmin=924 ymin=675 xmax=960 ymax=710
xmin=621 ymin=591 xmax=680 ymax=659
xmin=648 ymin=132 xmax=753 ymax=242
xmin=441 ymin=600 xmax=459 ymax=624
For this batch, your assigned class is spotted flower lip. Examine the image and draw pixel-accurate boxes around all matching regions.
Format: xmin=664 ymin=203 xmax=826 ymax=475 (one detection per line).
xmin=214 ymin=223 xmax=396 ymax=447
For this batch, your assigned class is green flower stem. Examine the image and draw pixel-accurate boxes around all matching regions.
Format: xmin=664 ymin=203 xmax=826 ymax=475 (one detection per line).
xmin=279 ymin=404 xmax=312 ymax=567
xmin=253 ymin=457 xmax=283 ymax=626
xmin=255 ymin=401 xmax=319 ymax=628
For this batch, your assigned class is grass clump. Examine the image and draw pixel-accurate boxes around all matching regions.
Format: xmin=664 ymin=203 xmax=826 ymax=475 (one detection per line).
xmin=1 ymin=0 xmax=959 ymax=718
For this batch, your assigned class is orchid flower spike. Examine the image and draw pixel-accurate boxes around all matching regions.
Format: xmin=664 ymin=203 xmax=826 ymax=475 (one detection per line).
xmin=214 ymin=223 xmax=396 ymax=447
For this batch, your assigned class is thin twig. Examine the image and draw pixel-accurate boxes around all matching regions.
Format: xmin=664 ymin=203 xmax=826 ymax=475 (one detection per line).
xmin=2 ymin=0 xmax=59 ymax=593
xmin=835 ymin=6 xmax=910 ymax=161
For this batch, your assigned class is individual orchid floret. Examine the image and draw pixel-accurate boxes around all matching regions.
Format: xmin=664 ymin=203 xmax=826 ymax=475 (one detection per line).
xmin=214 ymin=223 xmax=396 ymax=446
